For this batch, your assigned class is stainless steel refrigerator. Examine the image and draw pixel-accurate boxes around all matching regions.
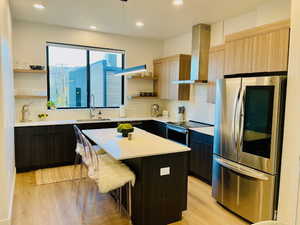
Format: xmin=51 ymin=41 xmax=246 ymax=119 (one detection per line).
xmin=212 ymin=75 xmax=287 ymax=223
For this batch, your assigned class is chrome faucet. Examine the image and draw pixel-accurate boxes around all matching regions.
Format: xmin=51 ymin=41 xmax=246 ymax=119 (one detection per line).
xmin=89 ymin=94 xmax=96 ymax=119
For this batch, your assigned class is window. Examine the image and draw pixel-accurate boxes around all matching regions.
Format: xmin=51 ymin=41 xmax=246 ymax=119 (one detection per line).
xmin=47 ymin=43 xmax=124 ymax=109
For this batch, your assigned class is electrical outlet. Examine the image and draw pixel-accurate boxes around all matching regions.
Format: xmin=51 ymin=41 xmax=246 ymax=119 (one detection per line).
xmin=160 ymin=167 xmax=170 ymax=176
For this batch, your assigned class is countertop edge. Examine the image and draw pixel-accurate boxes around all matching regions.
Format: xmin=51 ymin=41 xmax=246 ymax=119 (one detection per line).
xmin=82 ymin=128 xmax=191 ymax=160
xmin=117 ymin=149 xmax=191 ymax=160
xmin=14 ymin=117 xmax=172 ymax=127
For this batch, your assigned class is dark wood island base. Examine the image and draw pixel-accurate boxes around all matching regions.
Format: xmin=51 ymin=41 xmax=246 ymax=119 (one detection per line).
xmin=123 ymin=151 xmax=188 ymax=225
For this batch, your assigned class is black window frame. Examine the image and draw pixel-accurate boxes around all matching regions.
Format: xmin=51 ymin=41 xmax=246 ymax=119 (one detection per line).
xmin=46 ymin=42 xmax=125 ymax=110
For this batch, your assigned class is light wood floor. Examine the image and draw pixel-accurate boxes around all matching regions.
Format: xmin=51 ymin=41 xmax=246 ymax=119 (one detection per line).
xmin=12 ymin=172 xmax=249 ymax=225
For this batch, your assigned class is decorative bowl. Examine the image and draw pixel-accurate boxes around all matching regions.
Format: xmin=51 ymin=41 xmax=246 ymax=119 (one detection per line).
xmin=30 ymin=65 xmax=45 ymax=70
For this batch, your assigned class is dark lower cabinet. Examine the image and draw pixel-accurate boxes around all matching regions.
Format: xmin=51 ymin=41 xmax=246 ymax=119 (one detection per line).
xmin=15 ymin=125 xmax=76 ymax=172
xmin=138 ymin=120 xmax=166 ymax=138
xmin=189 ymin=130 xmax=213 ymax=184
xmin=77 ymin=122 xmax=118 ymax=130
xmin=15 ymin=120 xmax=168 ymax=173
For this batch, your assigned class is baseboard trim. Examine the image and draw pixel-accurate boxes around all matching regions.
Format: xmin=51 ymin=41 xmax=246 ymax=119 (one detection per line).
xmin=0 ymin=167 xmax=16 ymax=225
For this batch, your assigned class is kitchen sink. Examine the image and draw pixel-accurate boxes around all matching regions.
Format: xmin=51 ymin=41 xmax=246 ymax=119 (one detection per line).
xmin=76 ymin=118 xmax=111 ymax=122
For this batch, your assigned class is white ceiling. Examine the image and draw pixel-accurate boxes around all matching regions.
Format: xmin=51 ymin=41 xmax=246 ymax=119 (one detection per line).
xmin=10 ymin=0 xmax=270 ymax=40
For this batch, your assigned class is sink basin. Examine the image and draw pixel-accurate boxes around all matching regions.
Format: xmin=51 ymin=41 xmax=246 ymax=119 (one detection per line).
xmin=77 ymin=118 xmax=111 ymax=122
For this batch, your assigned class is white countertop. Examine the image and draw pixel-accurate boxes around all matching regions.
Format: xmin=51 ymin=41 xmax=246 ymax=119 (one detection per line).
xmin=83 ymin=127 xmax=190 ymax=160
xmin=15 ymin=117 xmax=172 ymax=127
xmin=189 ymin=126 xmax=215 ymax=136
xmin=15 ymin=117 xmax=215 ymax=137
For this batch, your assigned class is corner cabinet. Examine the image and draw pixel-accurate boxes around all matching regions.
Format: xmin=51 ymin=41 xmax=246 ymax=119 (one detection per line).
xmin=154 ymin=54 xmax=191 ymax=100
xmin=207 ymin=45 xmax=225 ymax=103
xmin=224 ymin=19 xmax=290 ymax=75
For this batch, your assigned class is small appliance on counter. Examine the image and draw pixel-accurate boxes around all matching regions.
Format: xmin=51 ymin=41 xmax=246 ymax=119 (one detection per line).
xmin=151 ymin=104 xmax=160 ymax=117
xmin=20 ymin=104 xmax=31 ymax=122
xmin=119 ymin=105 xmax=126 ymax=118
xmin=177 ymin=106 xmax=185 ymax=122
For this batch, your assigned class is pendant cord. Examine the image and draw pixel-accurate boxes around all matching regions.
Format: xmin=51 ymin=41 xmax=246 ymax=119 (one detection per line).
xmin=121 ymin=1 xmax=126 ymax=34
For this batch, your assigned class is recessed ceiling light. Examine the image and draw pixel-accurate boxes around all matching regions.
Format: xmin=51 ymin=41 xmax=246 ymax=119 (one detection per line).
xmin=90 ymin=25 xmax=97 ymax=30
xmin=136 ymin=21 xmax=144 ymax=28
xmin=173 ymin=0 xmax=183 ymax=6
xmin=33 ymin=3 xmax=45 ymax=9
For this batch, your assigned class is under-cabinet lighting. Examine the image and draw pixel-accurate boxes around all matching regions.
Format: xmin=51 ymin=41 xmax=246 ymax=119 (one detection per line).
xmin=136 ymin=21 xmax=144 ymax=27
xmin=114 ymin=65 xmax=147 ymax=76
xmin=33 ymin=3 xmax=45 ymax=9
xmin=173 ymin=0 xmax=183 ymax=6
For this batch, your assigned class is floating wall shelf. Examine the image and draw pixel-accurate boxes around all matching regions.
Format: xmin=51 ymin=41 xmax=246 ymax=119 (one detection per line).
xmin=127 ymin=75 xmax=158 ymax=81
xmin=15 ymin=95 xmax=47 ymax=99
xmin=128 ymin=96 xmax=158 ymax=100
xmin=14 ymin=69 xmax=47 ymax=74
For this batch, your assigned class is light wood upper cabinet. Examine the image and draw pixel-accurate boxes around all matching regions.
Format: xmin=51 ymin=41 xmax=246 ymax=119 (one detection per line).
xmin=207 ymin=45 xmax=225 ymax=103
xmin=168 ymin=58 xmax=179 ymax=100
xmin=153 ymin=61 xmax=164 ymax=98
xmin=267 ymin=27 xmax=290 ymax=71
xmin=224 ymin=37 xmax=254 ymax=75
xmin=153 ymin=54 xmax=191 ymax=100
xmin=224 ymin=20 xmax=290 ymax=75
xmin=252 ymin=33 xmax=270 ymax=72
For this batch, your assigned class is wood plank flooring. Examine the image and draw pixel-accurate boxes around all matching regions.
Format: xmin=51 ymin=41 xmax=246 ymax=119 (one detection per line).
xmin=12 ymin=172 xmax=249 ymax=225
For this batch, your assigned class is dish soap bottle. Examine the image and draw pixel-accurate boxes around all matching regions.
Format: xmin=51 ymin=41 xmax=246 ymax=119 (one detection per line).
xmin=119 ymin=105 xmax=126 ymax=118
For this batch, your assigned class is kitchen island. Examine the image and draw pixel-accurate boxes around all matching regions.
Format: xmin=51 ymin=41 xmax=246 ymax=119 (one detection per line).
xmin=83 ymin=128 xmax=190 ymax=225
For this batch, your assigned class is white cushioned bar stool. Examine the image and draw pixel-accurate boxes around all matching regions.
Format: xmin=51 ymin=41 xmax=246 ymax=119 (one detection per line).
xmin=73 ymin=125 xmax=136 ymax=219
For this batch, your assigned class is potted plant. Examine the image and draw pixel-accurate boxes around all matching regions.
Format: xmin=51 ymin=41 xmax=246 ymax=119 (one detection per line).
xmin=47 ymin=100 xmax=56 ymax=110
xmin=117 ymin=123 xmax=134 ymax=137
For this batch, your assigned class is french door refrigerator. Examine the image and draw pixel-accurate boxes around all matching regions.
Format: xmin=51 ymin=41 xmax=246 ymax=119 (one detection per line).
xmin=212 ymin=75 xmax=287 ymax=223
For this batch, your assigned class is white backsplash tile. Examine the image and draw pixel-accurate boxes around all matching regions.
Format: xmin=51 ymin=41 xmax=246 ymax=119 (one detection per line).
xmin=164 ymin=85 xmax=215 ymax=125
xmin=15 ymin=97 xmax=167 ymax=122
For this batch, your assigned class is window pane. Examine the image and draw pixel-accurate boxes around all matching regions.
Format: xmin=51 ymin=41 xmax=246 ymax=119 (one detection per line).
xmin=90 ymin=51 xmax=123 ymax=107
xmin=48 ymin=46 xmax=87 ymax=108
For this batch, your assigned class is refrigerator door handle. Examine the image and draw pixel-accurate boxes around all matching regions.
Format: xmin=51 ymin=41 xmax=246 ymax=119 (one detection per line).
xmin=232 ymin=87 xmax=242 ymax=149
xmin=238 ymin=89 xmax=246 ymax=150
xmin=215 ymin=157 xmax=269 ymax=181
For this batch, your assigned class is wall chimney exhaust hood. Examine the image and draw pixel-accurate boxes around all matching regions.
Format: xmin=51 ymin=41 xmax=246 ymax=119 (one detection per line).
xmin=173 ymin=24 xmax=211 ymax=84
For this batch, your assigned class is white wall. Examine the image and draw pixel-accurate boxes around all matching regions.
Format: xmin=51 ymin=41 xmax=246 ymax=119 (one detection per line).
xmin=0 ymin=0 xmax=15 ymax=225
xmin=163 ymin=0 xmax=290 ymax=124
xmin=163 ymin=32 xmax=192 ymax=57
xmin=277 ymin=0 xmax=300 ymax=224
xmin=12 ymin=21 xmax=165 ymax=121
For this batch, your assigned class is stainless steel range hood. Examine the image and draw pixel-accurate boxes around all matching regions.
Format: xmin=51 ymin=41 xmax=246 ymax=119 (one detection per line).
xmin=173 ymin=24 xmax=211 ymax=84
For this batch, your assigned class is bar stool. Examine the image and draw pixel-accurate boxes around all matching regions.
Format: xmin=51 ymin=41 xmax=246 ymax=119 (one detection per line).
xmin=73 ymin=125 xmax=106 ymax=180
xmin=73 ymin=125 xmax=135 ymax=219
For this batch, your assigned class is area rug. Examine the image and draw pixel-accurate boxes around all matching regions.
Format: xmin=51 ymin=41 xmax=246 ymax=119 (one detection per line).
xmin=35 ymin=165 xmax=87 ymax=185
